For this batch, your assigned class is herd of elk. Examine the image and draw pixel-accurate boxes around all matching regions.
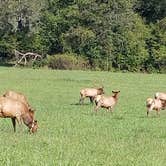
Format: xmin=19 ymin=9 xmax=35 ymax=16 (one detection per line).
xmin=0 ymin=90 xmax=38 ymax=133
xmin=0 ymin=87 xmax=164 ymax=134
xmin=80 ymin=86 xmax=165 ymax=116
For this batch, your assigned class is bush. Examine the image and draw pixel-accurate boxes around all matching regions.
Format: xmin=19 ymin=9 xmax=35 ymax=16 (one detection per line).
xmin=47 ymin=53 xmax=89 ymax=70
xmin=0 ymin=41 xmax=14 ymax=62
xmin=31 ymin=58 xmax=48 ymax=69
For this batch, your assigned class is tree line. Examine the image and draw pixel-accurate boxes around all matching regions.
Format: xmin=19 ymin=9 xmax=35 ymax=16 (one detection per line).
xmin=0 ymin=0 xmax=165 ymax=72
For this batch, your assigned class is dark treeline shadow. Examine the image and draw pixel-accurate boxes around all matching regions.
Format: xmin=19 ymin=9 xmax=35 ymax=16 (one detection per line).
xmin=0 ymin=62 xmax=14 ymax=67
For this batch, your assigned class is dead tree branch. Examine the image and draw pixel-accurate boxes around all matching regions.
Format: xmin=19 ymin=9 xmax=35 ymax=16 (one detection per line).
xmin=14 ymin=50 xmax=42 ymax=66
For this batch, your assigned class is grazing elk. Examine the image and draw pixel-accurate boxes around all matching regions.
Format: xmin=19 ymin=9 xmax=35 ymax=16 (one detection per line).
xmin=146 ymin=97 xmax=165 ymax=116
xmin=3 ymin=90 xmax=33 ymax=111
xmin=94 ymin=90 xmax=120 ymax=112
xmin=79 ymin=86 xmax=104 ymax=104
xmin=0 ymin=96 xmax=38 ymax=133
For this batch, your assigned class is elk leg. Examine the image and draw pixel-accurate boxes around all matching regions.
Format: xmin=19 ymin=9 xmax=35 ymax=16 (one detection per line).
xmin=107 ymin=107 xmax=111 ymax=112
xmin=94 ymin=104 xmax=100 ymax=112
xmin=89 ymin=97 xmax=94 ymax=104
xmin=147 ymin=107 xmax=152 ymax=117
xmin=16 ymin=116 xmax=24 ymax=132
xmin=156 ymin=109 xmax=160 ymax=116
xmin=79 ymin=97 xmax=83 ymax=104
xmin=16 ymin=116 xmax=23 ymax=127
xmin=107 ymin=106 xmax=113 ymax=113
xmin=79 ymin=95 xmax=84 ymax=105
xmin=110 ymin=108 xmax=113 ymax=113
xmin=11 ymin=118 xmax=16 ymax=132
xmin=79 ymin=97 xmax=82 ymax=104
xmin=95 ymin=100 xmax=98 ymax=106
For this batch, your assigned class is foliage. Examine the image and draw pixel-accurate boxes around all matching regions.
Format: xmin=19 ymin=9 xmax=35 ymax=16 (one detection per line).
xmin=0 ymin=0 xmax=165 ymax=72
xmin=47 ymin=53 xmax=89 ymax=70
xmin=0 ymin=0 xmax=46 ymax=59
xmin=145 ymin=21 xmax=166 ymax=73
xmin=28 ymin=58 xmax=48 ymax=69
xmin=134 ymin=0 xmax=166 ymax=23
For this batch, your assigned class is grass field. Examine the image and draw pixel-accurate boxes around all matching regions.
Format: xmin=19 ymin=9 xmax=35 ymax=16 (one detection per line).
xmin=0 ymin=67 xmax=165 ymax=166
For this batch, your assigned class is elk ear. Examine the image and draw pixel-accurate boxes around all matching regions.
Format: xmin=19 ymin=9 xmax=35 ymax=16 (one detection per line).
xmin=29 ymin=107 xmax=36 ymax=112
xmin=29 ymin=108 xmax=33 ymax=112
xmin=34 ymin=120 xmax=37 ymax=123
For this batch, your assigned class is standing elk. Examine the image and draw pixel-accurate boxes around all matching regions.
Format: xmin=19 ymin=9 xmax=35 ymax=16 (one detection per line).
xmin=0 ymin=96 xmax=38 ymax=133
xmin=146 ymin=97 xmax=165 ymax=116
xmin=79 ymin=86 xmax=104 ymax=104
xmin=94 ymin=90 xmax=120 ymax=112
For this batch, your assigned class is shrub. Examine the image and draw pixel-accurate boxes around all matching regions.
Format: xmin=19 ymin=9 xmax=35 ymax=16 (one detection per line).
xmin=47 ymin=53 xmax=89 ymax=70
xmin=0 ymin=41 xmax=14 ymax=62
xmin=31 ymin=58 xmax=48 ymax=69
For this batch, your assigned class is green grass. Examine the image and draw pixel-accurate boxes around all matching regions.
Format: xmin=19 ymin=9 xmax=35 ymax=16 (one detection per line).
xmin=0 ymin=67 xmax=165 ymax=166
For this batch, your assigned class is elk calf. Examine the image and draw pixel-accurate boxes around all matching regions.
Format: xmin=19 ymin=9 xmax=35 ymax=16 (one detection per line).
xmin=79 ymin=87 xmax=104 ymax=104
xmin=94 ymin=90 xmax=120 ymax=112
xmin=146 ymin=98 xmax=164 ymax=116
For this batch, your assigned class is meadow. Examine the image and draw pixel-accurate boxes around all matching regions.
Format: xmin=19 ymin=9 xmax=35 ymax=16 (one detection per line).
xmin=0 ymin=67 xmax=165 ymax=166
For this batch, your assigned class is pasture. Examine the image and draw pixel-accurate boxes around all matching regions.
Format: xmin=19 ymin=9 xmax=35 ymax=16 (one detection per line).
xmin=0 ymin=67 xmax=165 ymax=166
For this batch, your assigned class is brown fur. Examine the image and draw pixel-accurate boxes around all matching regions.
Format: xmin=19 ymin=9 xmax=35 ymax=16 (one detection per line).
xmin=94 ymin=90 xmax=120 ymax=112
xmin=154 ymin=92 xmax=166 ymax=109
xmin=3 ymin=90 xmax=31 ymax=110
xmin=146 ymin=97 xmax=165 ymax=116
xmin=79 ymin=87 xmax=104 ymax=104
xmin=155 ymin=92 xmax=166 ymax=100
xmin=0 ymin=97 xmax=38 ymax=133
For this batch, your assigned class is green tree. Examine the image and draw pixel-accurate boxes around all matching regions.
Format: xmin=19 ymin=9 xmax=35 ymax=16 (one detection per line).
xmin=135 ymin=0 xmax=166 ymax=22
xmin=0 ymin=0 xmax=46 ymax=61
xmin=145 ymin=20 xmax=166 ymax=72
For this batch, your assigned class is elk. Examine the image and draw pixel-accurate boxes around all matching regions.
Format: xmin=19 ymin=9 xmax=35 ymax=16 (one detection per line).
xmin=0 ymin=96 xmax=38 ymax=133
xmin=94 ymin=90 xmax=120 ymax=112
xmin=146 ymin=97 xmax=165 ymax=116
xmin=154 ymin=92 xmax=166 ymax=108
xmin=94 ymin=94 xmax=103 ymax=105
xmin=155 ymin=92 xmax=166 ymax=100
xmin=3 ymin=90 xmax=33 ymax=110
xmin=79 ymin=86 xmax=104 ymax=104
